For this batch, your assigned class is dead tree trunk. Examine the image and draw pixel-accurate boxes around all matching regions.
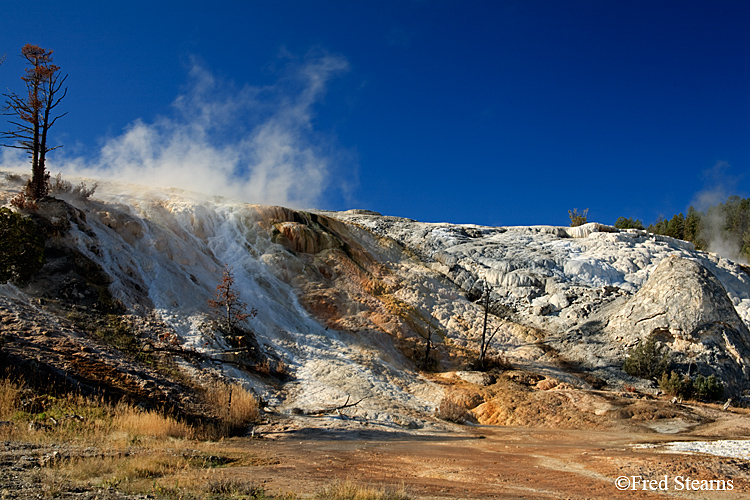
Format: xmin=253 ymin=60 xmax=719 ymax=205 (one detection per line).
xmin=478 ymin=282 xmax=500 ymax=369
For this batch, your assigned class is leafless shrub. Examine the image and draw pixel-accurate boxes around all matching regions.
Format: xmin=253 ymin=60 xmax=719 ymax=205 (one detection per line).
xmin=568 ymin=208 xmax=589 ymax=227
xmin=255 ymin=357 xmax=272 ymax=375
xmin=9 ymin=191 xmax=38 ymax=210
xmin=274 ymin=358 xmax=289 ymax=378
xmin=482 ymin=354 xmax=513 ymax=371
xmin=48 ymin=173 xmax=97 ymax=199
xmin=435 ymin=397 xmax=469 ymax=424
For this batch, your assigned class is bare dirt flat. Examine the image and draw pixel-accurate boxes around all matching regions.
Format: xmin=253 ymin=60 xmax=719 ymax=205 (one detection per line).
xmin=3 ymin=406 xmax=750 ymax=499
xmin=231 ymin=412 xmax=750 ymax=499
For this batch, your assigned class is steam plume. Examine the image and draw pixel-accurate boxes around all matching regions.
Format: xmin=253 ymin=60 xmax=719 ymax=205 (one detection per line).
xmin=691 ymin=161 xmax=747 ymax=263
xmin=51 ymin=52 xmax=353 ymax=208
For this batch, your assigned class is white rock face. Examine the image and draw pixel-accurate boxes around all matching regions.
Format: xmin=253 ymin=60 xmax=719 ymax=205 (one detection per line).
xmin=3 ymin=172 xmax=750 ymax=421
xmin=331 ymin=211 xmax=750 ymax=393
xmin=332 ymin=213 xmax=749 ymax=318
xmin=607 ymin=255 xmax=750 ymax=387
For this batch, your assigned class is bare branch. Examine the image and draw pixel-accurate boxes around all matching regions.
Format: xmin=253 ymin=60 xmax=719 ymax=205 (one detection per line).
xmin=485 ymin=325 xmax=501 ymax=349
xmin=304 ymin=395 xmax=366 ymax=416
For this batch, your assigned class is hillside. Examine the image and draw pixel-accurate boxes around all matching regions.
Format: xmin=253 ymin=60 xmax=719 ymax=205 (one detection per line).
xmin=2 ymin=170 xmax=750 ymax=432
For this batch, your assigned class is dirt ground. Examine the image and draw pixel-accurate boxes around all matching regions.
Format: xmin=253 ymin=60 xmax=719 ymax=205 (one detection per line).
xmin=232 ymin=411 xmax=750 ymax=500
xmin=3 ymin=408 xmax=750 ymax=499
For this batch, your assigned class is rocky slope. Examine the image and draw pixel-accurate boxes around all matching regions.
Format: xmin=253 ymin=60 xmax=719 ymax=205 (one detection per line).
xmin=332 ymin=211 xmax=750 ymax=388
xmin=2 ymin=170 xmax=750 ymax=428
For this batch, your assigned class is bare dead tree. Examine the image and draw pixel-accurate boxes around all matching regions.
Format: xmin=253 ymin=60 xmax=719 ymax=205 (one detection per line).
xmin=423 ymin=323 xmax=433 ymax=368
xmin=2 ymin=44 xmax=68 ymax=200
xmin=477 ymin=282 xmax=501 ymax=369
xmin=418 ymin=320 xmax=441 ymax=370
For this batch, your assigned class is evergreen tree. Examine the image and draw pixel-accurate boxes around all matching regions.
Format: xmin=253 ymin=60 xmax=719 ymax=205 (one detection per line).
xmin=665 ymin=213 xmax=685 ymax=240
xmin=0 ymin=208 xmax=45 ymax=284
xmin=684 ymin=206 xmax=702 ymax=248
xmin=647 ymin=196 xmax=750 ymax=257
xmin=647 ymin=216 xmax=668 ymax=235
xmin=615 ymin=217 xmax=644 ymax=230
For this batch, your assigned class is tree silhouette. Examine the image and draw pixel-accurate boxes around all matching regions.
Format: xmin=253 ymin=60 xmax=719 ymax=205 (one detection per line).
xmin=2 ymin=44 xmax=68 ymax=200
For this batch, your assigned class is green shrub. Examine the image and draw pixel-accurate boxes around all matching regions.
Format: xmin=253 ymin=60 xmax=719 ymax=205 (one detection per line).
xmin=0 ymin=207 xmax=45 ymax=284
xmin=615 ymin=217 xmax=644 ymax=230
xmin=658 ymin=371 xmax=725 ymax=402
xmin=693 ymin=374 xmax=724 ymax=401
xmin=658 ymin=371 xmax=692 ymax=398
xmin=622 ymin=334 xmax=670 ymax=381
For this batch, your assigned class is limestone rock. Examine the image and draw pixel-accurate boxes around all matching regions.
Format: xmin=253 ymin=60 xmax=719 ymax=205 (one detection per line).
xmin=453 ymin=370 xmax=495 ymax=386
xmin=608 ymin=255 xmax=750 ymax=391
xmin=273 ymin=221 xmax=340 ymax=254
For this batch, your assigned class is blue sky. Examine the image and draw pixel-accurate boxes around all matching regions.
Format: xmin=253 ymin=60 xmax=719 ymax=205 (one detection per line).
xmin=1 ymin=1 xmax=748 ymax=226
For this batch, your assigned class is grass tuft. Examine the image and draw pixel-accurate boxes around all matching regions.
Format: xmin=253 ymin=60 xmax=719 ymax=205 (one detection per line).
xmin=314 ymin=480 xmax=411 ymax=500
xmin=113 ymin=402 xmax=193 ymax=440
xmin=0 ymin=377 xmax=21 ymax=418
xmin=203 ymin=380 xmax=261 ymax=437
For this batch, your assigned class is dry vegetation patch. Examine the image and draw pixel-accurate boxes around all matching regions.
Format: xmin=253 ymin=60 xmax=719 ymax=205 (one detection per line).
xmin=203 ymin=379 xmax=261 ymax=437
xmin=0 ymin=377 xmax=415 ymax=499
xmin=0 ymin=377 xmax=261 ymax=444
xmin=313 ymin=481 xmax=411 ymax=500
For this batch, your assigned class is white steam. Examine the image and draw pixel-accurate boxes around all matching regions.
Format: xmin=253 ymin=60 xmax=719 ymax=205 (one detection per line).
xmin=692 ymin=161 xmax=739 ymax=211
xmin=691 ymin=161 xmax=747 ymax=264
xmin=52 ymin=53 xmax=352 ymax=208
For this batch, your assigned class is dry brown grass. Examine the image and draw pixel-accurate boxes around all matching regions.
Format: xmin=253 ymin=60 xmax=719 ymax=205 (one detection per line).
xmin=46 ymin=448 xmax=299 ymax=498
xmin=113 ymin=402 xmax=193 ymax=440
xmin=0 ymin=376 xmax=260 ymax=444
xmin=314 ymin=480 xmax=411 ymax=500
xmin=203 ymin=379 xmax=261 ymax=436
xmin=0 ymin=377 xmax=21 ymax=419
xmin=0 ymin=377 xmax=408 ymax=499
